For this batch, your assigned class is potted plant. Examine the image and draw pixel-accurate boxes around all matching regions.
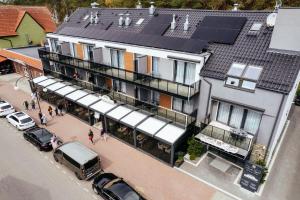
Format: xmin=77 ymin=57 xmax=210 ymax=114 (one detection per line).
xmin=175 ymin=152 xmax=185 ymax=167
xmin=187 ymin=136 xmax=205 ymax=161
xmin=255 ymin=159 xmax=268 ymax=184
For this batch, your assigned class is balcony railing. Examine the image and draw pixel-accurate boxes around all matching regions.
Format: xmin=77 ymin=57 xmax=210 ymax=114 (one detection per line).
xmin=43 ymin=69 xmax=195 ymax=128
xmin=39 ymin=48 xmax=200 ymax=99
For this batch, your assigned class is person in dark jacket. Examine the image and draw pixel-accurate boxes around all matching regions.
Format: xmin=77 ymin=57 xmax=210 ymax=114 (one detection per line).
xmin=23 ymin=101 xmax=29 ymax=110
xmin=88 ymin=129 xmax=94 ymax=144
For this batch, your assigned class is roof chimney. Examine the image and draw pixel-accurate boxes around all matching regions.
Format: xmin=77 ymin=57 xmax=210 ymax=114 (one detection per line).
xmin=149 ymin=1 xmax=155 ymax=15
xmin=90 ymin=12 xmax=94 ymax=24
xmin=119 ymin=14 xmax=124 ymax=26
xmin=91 ymin=2 xmax=99 ymax=8
xmin=136 ymin=0 xmax=142 ymax=9
xmin=170 ymin=14 xmax=176 ymax=30
xmin=275 ymin=0 xmax=282 ymax=11
xmin=94 ymin=12 xmax=99 ymax=24
xmin=125 ymin=14 xmax=132 ymax=27
xmin=64 ymin=14 xmax=69 ymax=22
xmin=184 ymin=14 xmax=189 ymax=31
xmin=232 ymin=3 xmax=239 ymax=11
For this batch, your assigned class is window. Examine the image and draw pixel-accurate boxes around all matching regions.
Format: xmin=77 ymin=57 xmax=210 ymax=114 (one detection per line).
xmin=216 ymin=102 xmax=262 ymax=135
xmin=152 ymin=57 xmax=159 ymax=77
xmin=49 ymin=39 xmax=61 ymax=53
xmin=113 ymin=80 xmax=126 ymax=93
xmin=225 ymin=63 xmax=262 ymax=91
xmin=172 ymin=97 xmax=194 ymax=114
xmin=136 ymin=18 xmax=144 ymax=25
xmin=248 ymin=22 xmax=263 ymax=35
xmin=83 ymin=44 xmax=94 ymax=61
xmin=111 ymin=49 xmax=124 ymax=69
xmin=174 ymin=61 xmax=196 ymax=85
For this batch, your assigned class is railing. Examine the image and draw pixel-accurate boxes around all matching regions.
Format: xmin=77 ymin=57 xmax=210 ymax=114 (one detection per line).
xmin=39 ymin=48 xmax=200 ymax=99
xmin=43 ymin=69 xmax=195 ymax=128
xmin=201 ymin=125 xmax=253 ymax=151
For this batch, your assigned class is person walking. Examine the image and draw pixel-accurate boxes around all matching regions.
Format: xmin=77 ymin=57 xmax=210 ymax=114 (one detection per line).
xmin=48 ymin=106 xmax=53 ymax=118
xmin=88 ymin=129 xmax=94 ymax=144
xmin=31 ymin=100 xmax=36 ymax=110
xmin=38 ymin=112 xmax=43 ymax=124
xmin=23 ymin=100 xmax=29 ymax=110
xmin=58 ymin=103 xmax=63 ymax=116
xmin=42 ymin=113 xmax=47 ymax=126
xmin=55 ymin=106 xmax=59 ymax=116
xmin=100 ymin=120 xmax=107 ymax=141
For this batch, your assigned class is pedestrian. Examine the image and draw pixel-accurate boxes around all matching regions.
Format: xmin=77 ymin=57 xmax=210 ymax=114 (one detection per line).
xmin=23 ymin=100 xmax=29 ymax=110
xmin=58 ymin=103 xmax=63 ymax=116
xmin=100 ymin=120 xmax=107 ymax=141
xmin=55 ymin=106 xmax=59 ymax=116
xmin=48 ymin=106 xmax=53 ymax=118
xmin=31 ymin=92 xmax=37 ymax=102
xmin=31 ymin=100 xmax=36 ymax=110
xmin=88 ymin=129 xmax=94 ymax=144
xmin=42 ymin=113 xmax=47 ymax=126
xmin=38 ymin=112 xmax=43 ymax=124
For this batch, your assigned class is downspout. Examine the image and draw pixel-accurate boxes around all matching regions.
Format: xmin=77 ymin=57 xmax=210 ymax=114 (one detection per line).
xmin=264 ymin=93 xmax=285 ymax=162
xmin=203 ymin=78 xmax=212 ymax=124
xmin=0 ymin=38 xmax=13 ymax=48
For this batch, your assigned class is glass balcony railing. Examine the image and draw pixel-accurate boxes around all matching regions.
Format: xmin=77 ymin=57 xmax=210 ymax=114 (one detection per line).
xmin=39 ymin=48 xmax=200 ymax=99
xmin=43 ymin=68 xmax=195 ymax=128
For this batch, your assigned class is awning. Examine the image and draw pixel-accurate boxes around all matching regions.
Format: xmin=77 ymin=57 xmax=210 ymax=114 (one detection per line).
xmin=37 ymin=78 xmax=57 ymax=87
xmin=55 ymin=85 xmax=77 ymax=97
xmin=106 ymin=105 xmax=133 ymax=121
xmin=137 ymin=117 xmax=167 ymax=137
xmin=90 ymin=100 xmax=117 ymax=115
xmin=65 ymin=90 xmax=89 ymax=101
xmin=46 ymin=82 xmax=67 ymax=92
xmin=32 ymin=76 xmax=48 ymax=83
xmin=77 ymin=94 xmax=101 ymax=108
xmin=154 ymin=124 xmax=185 ymax=145
xmin=120 ymin=111 xmax=148 ymax=128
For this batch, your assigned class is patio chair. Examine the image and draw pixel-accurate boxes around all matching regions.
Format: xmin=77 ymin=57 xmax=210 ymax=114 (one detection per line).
xmin=158 ymin=142 xmax=164 ymax=150
xmin=165 ymin=147 xmax=171 ymax=154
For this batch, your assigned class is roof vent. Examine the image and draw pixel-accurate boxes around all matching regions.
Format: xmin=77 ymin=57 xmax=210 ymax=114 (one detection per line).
xmin=232 ymin=3 xmax=239 ymax=11
xmin=266 ymin=12 xmax=277 ymax=27
xmin=64 ymin=14 xmax=69 ymax=22
xmin=94 ymin=12 xmax=99 ymax=24
xmin=149 ymin=1 xmax=155 ymax=15
xmin=184 ymin=14 xmax=189 ymax=31
xmin=170 ymin=14 xmax=176 ymax=30
xmin=90 ymin=12 xmax=94 ymax=24
xmin=119 ymin=14 xmax=124 ymax=26
xmin=91 ymin=2 xmax=99 ymax=8
xmin=136 ymin=0 xmax=142 ymax=9
xmin=125 ymin=14 xmax=132 ymax=27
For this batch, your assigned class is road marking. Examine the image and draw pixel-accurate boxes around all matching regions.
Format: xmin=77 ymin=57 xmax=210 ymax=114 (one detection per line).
xmin=92 ymin=195 xmax=98 ymax=199
xmin=83 ymin=188 xmax=89 ymax=193
xmin=50 ymin=160 xmax=54 ymax=165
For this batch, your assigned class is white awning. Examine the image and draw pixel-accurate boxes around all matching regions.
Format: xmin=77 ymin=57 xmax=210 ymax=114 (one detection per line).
xmin=32 ymin=76 xmax=48 ymax=83
xmin=137 ymin=117 xmax=167 ymax=136
xmin=155 ymin=124 xmax=185 ymax=144
xmin=55 ymin=85 xmax=77 ymax=97
xmin=46 ymin=82 xmax=67 ymax=92
xmin=65 ymin=90 xmax=88 ymax=101
xmin=76 ymin=94 xmax=101 ymax=108
xmin=90 ymin=100 xmax=117 ymax=114
xmin=106 ymin=106 xmax=132 ymax=121
xmin=120 ymin=111 xmax=148 ymax=127
xmin=37 ymin=79 xmax=57 ymax=87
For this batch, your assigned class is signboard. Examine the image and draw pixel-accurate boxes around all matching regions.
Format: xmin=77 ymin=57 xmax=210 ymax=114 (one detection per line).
xmin=240 ymin=161 xmax=264 ymax=192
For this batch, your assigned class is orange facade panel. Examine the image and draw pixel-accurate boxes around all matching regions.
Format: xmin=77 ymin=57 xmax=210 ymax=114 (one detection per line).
xmin=147 ymin=56 xmax=152 ymax=74
xmin=106 ymin=78 xmax=112 ymax=89
xmin=124 ymin=52 xmax=134 ymax=72
xmin=75 ymin=43 xmax=84 ymax=59
xmin=159 ymin=93 xmax=172 ymax=109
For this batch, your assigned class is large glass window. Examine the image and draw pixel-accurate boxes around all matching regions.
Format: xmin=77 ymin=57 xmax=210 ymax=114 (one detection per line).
xmin=172 ymin=97 xmax=194 ymax=114
xmin=152 ymin=57 xmax=159 ymax=77
xmin=217 ymin=102 xmax=262 ymax=134
xmin=111 ymin=49 xmax=124 ymax=69
xmin=113 ymin=80 xmax=126 ymax=93
xmin=174 ymin=61 xmax=196 ymax=85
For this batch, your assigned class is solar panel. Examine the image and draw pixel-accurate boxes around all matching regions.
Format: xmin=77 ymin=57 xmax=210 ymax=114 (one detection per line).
xmin=141 ymin=14 xmax=173 ymax=35
xmin=192 ymin=16 xmax=247 ymax=44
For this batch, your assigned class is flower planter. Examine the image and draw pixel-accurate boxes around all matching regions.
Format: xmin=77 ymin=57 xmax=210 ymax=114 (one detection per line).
xmin=184 ymin=153 xmax=202 ymax=167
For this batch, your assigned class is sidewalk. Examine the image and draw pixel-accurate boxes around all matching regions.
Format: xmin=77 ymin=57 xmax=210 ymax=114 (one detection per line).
xmin=0 ymin=75 xmax=230 ymax=200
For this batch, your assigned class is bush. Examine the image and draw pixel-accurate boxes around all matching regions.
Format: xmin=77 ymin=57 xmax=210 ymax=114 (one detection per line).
xmin=187 ymin=136 xmax=205 ymax=160
xmin=255 ymin=159 xmax=268 ymax=184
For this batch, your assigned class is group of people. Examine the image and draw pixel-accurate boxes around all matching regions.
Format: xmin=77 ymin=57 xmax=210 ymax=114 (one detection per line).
xmin=23 ymin=100 xmax=36 ymax=110
xmin=88 ymin=127 xmax=107 ymax=145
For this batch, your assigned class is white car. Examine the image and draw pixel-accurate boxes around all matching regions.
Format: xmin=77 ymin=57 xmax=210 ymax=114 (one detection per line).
xmin=6 ymin=112 xmax=36 ymax=130
xmin=0 ymin=100 xmax=15 ymax=117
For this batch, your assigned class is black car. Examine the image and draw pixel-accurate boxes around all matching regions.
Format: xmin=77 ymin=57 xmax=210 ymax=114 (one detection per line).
xmin=92 ymin=173 xmax=145 ymax=200
xmin=295 ymin=95 xmax=300 ymax=106
xmin=23 ymin=127 xmax=54 ymax=151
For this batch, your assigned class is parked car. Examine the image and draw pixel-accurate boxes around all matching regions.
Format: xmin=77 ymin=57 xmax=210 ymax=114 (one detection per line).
xmin=92 ymin=173 xmax=145 ymax=200
xmin=295 ymin=95 xmax=300 ymax=106
xmin=23 ymin=127 xmax=54 ymax=151
xmin=6 ymin=112 xmax=35 ymax=130
xmin=0 ymin=100 xmax=15 ymax=117
xmin=53 ymin=141 xmax=101 ymax=180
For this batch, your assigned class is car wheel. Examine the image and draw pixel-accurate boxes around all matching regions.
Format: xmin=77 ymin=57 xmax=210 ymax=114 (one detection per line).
xmin=53 ymin=155 xmax=59 ymax=163
xmin=92 ymin=186 xmax=99 ymax=194
xmin=75 ymin=172 xmax=83 ymax=180
xmin=38 ymin=146 xmax=42 ymax=151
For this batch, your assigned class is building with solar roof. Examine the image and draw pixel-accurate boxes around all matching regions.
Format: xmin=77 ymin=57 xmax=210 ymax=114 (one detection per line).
xmin=36 ymin=4 xmax=300 ymax=166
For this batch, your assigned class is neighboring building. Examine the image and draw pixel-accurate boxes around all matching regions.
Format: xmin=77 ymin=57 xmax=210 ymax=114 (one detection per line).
xmin=35 ymin=6 xmax=300 ymax=166
xmin=0 ymin=46 xmax=43 ymax=78
xmin=0 ymin=6 xmax=56 ymax=49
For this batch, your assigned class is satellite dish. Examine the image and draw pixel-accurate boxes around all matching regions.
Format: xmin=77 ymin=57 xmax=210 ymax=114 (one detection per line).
xmin=266 ymin=13 xmax=277 ymax=27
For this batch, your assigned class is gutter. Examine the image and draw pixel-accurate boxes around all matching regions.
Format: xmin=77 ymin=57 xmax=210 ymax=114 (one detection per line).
xmin=203 ymin=78 xmax=212 ymax=123
xmin=264 ymin=93 xmax=285 ymax=162
xmin=0 ymin=38 xmax=13 ymax=48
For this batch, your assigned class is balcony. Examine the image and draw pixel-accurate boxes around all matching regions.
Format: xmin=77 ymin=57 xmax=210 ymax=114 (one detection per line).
xmin=43 ymin=69 xmax=195 ymax=128
xmin=195 ymin=121 xmax=254 ymax=159
xmin=39 ymin=48 xmax=200 ymax=99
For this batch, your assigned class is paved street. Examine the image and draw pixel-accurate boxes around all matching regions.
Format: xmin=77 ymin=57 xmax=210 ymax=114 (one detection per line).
xmin=0 ymin=118 xmax=100 ymax=200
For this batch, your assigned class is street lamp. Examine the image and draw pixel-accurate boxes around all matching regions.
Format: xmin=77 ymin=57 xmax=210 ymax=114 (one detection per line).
xmin=12 ymin=59 xmax=42 ymax=113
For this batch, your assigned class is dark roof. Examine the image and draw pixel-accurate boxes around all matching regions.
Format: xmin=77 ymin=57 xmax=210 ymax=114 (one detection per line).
xmin=9 ymin=46 xmax=41 ymax=59
xmin=54 ymin=8 xmax=300 ymax=94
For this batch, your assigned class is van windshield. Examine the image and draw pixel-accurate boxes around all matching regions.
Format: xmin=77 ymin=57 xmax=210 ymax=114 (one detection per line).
xmin=84 ymin=157 xmax=98 ymax=169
